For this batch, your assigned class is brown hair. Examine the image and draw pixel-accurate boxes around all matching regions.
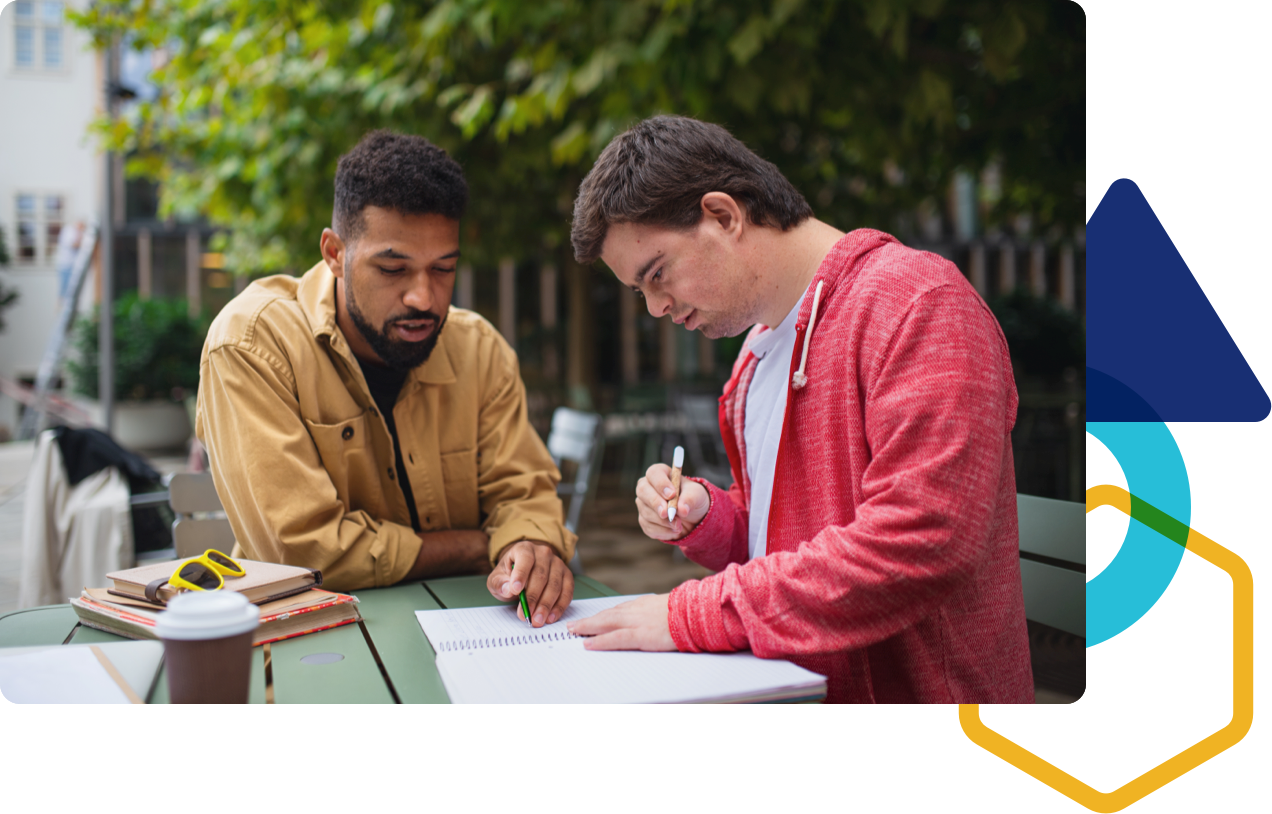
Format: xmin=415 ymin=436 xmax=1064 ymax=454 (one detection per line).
xmin=571 ymin=115 xmax=812 ymax=264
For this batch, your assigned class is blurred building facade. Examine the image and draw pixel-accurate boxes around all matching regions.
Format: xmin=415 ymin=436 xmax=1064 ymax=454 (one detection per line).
xmin=0 ymin=0 xmax=99 ymax=435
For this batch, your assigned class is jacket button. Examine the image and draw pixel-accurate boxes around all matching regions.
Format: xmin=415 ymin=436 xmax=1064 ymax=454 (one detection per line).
xmin=387 ymin=468 xmax=395 ymax=480
xmin=370 ymin=408 xmax=378 ymax=417
xmin=342 ymin=427 xmax=354 ymax=440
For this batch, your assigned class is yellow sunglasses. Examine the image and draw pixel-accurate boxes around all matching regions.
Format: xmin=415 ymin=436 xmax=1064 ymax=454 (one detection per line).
xmin=168 ymin=549 xmax=246 ymax=593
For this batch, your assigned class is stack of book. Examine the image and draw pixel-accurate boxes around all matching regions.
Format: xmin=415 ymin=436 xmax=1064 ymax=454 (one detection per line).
xmin=71 ymin=559 xmax=361 ymax=646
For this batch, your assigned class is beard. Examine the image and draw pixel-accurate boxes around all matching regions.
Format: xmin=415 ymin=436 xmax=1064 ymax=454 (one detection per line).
xmin=344 ymin=268 xmax=447 ymax=371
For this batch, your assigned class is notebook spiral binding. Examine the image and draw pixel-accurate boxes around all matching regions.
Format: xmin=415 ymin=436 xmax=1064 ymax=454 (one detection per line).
xmin=441 ymin=629 xmax=579 ymax=652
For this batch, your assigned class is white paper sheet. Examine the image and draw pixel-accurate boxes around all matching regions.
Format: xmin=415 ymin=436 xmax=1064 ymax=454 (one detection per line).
xmin=437 ymin=638 xmax=827 ymax=704
xmin=415 ymin=594 xmax=638 ymax=652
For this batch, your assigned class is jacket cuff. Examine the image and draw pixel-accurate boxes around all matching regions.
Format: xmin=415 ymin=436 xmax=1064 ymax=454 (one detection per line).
xmin=668 ymin=574 xmax=746 ymax=653
xmin=377 ymin=520 xmax=423 ymax=587
xmin=488 ymin=517 xmax=577 ymax=566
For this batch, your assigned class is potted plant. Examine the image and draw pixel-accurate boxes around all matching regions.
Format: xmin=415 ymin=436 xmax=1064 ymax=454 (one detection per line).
xmin=66 ymin=293 xmax=208 ymax=450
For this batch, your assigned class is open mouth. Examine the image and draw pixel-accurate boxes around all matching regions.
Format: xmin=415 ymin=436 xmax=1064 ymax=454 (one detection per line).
xmin=392 ymin=320 xmax=436 ymax=342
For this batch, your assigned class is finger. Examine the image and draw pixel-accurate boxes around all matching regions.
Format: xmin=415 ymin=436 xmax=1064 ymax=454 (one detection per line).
xmin=582 ymin=627 xmax=645 ymax=651
xmin=485 ymin=552 xmax=512 ymax=598
xmin=503 ymin=543 xmax=533 ymax=598
xmin=547 ymin=568 xmax=574 ymax=624
xmin=643 ymin=464 xmax=676 ymax=502
xmin=635 ymin=479 xmax=674 ymax=523
xmin=634 ymin=496 xmax=679 ymax=541
xmin=568 ymin=606 xmax=620 ymax=637
xmin=533 ymin=555 xmax=565 ymax=626
xmin=523 ymin=551 xmax=551 ymax=627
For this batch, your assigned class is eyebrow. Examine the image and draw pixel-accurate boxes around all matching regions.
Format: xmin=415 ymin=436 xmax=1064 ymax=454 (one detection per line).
xmin=372 ymin=248 xmax=462 ymax=261
xmin=632 ymin=252 xmax=663 ymax=289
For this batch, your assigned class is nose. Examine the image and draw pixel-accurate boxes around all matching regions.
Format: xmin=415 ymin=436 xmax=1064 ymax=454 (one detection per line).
xmin=402 ymin=271 xmax=434 ymax=312
xmin=645 ymin=290 xmax=674 ymax=319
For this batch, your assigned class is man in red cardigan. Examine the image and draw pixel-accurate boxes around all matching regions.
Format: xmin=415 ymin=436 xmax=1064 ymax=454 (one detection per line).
xmin=568 ymin=115 xmax=1034 ymax=703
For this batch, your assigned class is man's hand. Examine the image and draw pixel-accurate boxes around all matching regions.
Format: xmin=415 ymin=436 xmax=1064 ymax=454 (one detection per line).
xmin=567 ymin=594 xmax=675 ymax=651
xmin=487 ymin=540 xmax=574 ymax=627
xmin=636 ymin=464 xmax=709 ymax=540
xmin=405 ymin=529 xmax=491 ymax=581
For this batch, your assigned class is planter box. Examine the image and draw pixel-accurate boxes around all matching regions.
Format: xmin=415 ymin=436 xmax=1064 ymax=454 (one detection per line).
xmin=70 ymin=398 xmax=192 ymax=451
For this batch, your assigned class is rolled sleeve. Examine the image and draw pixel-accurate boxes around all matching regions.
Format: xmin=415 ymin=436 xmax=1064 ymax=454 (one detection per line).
xmin=475 ymin=356 xmax=575 ymax=565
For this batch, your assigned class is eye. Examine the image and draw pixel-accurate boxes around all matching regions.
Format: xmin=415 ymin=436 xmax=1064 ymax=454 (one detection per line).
xmin=377 ymin=266 xmax=405 ymax=275
xmin=434 ymin=265 xmax=457 ymax=274
xmin=652 ymin=268 xmax=663 ymax=283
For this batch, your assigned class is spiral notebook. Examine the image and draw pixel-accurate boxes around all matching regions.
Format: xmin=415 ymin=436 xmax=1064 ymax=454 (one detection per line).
xmin=415 ymin=595 xmax=827 ymax=704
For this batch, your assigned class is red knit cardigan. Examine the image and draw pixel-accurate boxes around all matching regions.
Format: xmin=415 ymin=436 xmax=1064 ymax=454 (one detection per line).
xmin=667 ymin=229 xmax=1035 ymax=703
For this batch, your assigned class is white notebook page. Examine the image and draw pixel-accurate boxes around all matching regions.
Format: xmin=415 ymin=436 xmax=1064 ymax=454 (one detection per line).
xmin=437 ymin=638 xmax=826 ymax=704
xmin=415 ymin=594 xmax=640 ymax=652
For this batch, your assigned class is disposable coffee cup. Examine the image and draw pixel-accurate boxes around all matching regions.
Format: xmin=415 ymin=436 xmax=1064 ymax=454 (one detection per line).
xmin=156 ymin=591 xmax=259 ymax=704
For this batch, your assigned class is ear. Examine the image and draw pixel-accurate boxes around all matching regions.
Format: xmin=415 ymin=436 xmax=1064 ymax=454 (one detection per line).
xmin=699 ymin=192 xmax=746 ymax=242
xmin=320 ymin=228 xmax=346 ymax=278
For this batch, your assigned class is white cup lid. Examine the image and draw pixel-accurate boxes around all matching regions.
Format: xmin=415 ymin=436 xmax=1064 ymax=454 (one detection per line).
xmin=155 ymin=591 xmax=259 ymax=641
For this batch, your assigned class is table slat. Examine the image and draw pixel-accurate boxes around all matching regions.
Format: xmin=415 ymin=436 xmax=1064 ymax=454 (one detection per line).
xmin=353 ymin=583 xmax=450 ymax=704
xmin=0 ymin=607 xmax=80 ymax=648
xmin=423 ymin=572 xmax=616 ymax=609
xmin=575 ymin=575 xmax=619 ymax=598
xmin=67 ymin=624 xmax=132 ymax=645
xmin=269 ymin=621 xmax=392 ymax=704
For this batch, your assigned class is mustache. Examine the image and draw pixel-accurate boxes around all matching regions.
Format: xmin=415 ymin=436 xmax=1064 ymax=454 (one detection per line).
xmin=385 ymin=309 xmax=444 ymax=327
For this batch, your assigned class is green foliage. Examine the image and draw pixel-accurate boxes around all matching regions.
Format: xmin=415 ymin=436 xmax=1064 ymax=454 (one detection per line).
xmin=0 ymin=222 xmax=11 ymax=265
xmin=66 ymin=293 xmax=208 ymax=401
xmin=988 ymin=288 xmax=1085 ymax=377
xmin=71 ymin=0 xmax=1084 ymax=275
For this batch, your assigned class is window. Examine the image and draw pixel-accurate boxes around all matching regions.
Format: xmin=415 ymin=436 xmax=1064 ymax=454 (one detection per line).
xmin=12 ymin=0 xmax=65 ymax=70
xmin=16 ymin=195 xmax=37 ymax=261
xmin=45 ymin=195 xmax=64 ymax=260
xmin=13 ymin=193 xmax=66 ymax=264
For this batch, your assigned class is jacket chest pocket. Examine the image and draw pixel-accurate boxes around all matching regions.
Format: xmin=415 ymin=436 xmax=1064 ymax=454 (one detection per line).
xmin=304 ymin=412 xmax=386 ymax=518
xmin=439 ymin=448 xmax=479 ymax=529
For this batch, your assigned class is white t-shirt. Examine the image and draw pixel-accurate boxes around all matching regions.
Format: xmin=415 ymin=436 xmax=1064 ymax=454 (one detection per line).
xmin=743 ymin=286 xmax=808 ymax=561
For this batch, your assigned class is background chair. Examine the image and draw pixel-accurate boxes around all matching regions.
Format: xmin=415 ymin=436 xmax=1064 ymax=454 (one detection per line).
xmin=1016 ymin=492 xmax=1086 ymax=638
xmin=545 ymin=407 xmax=604 ymax=575
xmin=132 ymin=472 xmax=232 ymax=562
xmin=168 ymin=473 xmax=233 ymax=559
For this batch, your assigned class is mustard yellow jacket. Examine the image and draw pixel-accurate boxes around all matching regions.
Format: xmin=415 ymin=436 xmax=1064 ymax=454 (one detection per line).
xmin=195 ymin=261 xmax=575 ymax=591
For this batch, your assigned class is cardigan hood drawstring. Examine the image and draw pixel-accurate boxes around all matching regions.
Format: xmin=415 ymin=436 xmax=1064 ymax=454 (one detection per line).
xmin=791 ymin=280 xmax=824 ymax=390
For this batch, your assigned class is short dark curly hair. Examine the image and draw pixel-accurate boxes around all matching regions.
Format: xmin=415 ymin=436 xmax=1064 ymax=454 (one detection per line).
xmin=333 ymin=130 xmax=468 ymax=241
xmin=571 ymin=116 xmax=811 ymax=264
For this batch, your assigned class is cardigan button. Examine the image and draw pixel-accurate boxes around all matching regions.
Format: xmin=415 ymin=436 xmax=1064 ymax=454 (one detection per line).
xmin=387 ymin=468 xmax=395 ymax=480
xmin=341 ymin=427 xmax=354 ymax=440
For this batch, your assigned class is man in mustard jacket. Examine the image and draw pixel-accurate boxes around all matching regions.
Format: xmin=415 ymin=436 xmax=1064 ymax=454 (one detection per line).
xmin=196 ymin=131 xmax=576 ymax=626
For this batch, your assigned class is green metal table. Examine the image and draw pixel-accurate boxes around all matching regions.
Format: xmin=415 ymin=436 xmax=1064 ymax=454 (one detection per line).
xmin=0 ymin=575 xmax=619 ymax=703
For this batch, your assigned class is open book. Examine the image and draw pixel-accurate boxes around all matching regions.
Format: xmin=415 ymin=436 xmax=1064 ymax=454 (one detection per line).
xmin=415 ymin=595 xmax=827 ymax=704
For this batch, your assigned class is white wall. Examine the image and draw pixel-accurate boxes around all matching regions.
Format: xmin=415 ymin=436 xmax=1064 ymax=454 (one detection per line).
xmin=0 ymin=0 xmax=101 ymax=436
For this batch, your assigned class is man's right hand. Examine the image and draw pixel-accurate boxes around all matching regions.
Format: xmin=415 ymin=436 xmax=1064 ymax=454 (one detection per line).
xmin=636 ymin=464 xmax=709 ymax=540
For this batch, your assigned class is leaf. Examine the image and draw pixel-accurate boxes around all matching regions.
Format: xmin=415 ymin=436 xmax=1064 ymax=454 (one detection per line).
xmin=728 ymin=14 xmax=768 ymax=66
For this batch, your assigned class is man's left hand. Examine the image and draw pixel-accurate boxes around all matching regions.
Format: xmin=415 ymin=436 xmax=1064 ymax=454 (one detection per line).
xmin=487 ymin=540 xmax=574 ymax=627
xmin=567 ymin=594 xmax=675 ymax=651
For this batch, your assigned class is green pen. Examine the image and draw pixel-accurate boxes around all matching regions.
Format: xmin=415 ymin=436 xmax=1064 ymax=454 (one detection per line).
xmin=511 ymin=559 xmax=531 ymax=623
xmin=518 ymin=588 xmax=531 ymax=625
